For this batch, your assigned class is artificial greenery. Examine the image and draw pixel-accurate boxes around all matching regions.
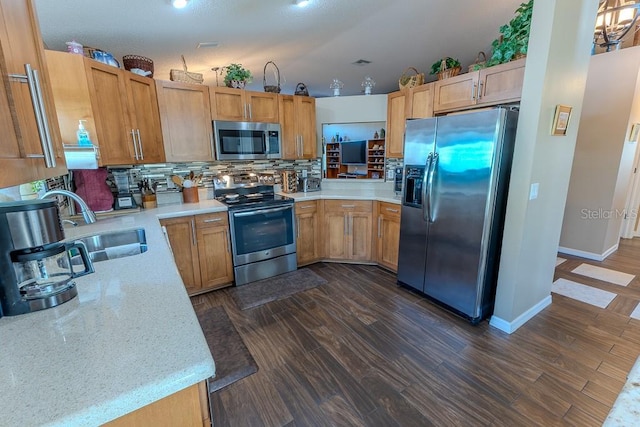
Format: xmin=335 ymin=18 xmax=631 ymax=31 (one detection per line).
xmin=487 ymin=0 xmax=533 ymax=67
xmin=429 ymin=57 xmax=461 ymax=75
xmin=223 ymin=63 xmax=252 ymax=85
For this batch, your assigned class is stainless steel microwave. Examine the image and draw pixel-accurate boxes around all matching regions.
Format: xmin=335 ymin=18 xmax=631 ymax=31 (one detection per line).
xmin=213 ymin=120 xmax=281 ymax=160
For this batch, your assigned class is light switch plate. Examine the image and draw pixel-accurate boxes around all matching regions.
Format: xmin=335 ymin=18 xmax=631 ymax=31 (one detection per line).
xmin=529 ymin=183 xmax=539 ymax=200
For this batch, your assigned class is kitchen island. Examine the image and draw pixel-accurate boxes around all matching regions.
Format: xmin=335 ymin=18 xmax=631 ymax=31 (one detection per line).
xmin=0 ymin=200 xmax=226 ymax=426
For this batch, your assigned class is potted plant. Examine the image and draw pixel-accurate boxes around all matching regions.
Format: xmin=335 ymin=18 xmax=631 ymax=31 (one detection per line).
xmin=223 ymin=63 xmax=252 ymax=89
xmin=487 ymin=0 xmax=533 ymax=67
xmin=429 ymin=57 xmax=462 ymax=80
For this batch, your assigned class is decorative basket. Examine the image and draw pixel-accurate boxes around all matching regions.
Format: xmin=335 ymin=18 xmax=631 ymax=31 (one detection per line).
xmin=399 ymin=67 xmax=424 ymax=90
xmin=263 ymin=61 xmax=281 ymax=93
xmin=170 ymin=55 xmax=204 ymax=84
xmin=468 ymin=51 xmax=487 ymax=73
xmin=122 ymin=55 xmax=154 ymax=77
xmin=82 ymin=45 xmax=100 ymax=59
xmin=437 ymin=59 xmax=461 ymax=81
xmin=294 ymin=82 xmax=309 ymax=96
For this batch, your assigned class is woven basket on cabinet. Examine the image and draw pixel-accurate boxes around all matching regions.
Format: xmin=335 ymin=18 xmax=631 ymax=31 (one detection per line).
xmin=170 ymin=55 xmax=204 ymax=84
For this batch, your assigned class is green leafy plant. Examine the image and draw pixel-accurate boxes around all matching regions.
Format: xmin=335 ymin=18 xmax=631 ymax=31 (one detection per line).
xmin=487 ymin=0 xmax=533 ymax=66
xmin=429 ymin=57 xmax=461 ymax=75
xmin=223 ymin=63 xmax=252 ymax=86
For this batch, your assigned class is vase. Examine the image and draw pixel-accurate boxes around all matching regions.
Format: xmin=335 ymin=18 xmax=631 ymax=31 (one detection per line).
xmin=227 ymin=80 xmax=246 ymax=89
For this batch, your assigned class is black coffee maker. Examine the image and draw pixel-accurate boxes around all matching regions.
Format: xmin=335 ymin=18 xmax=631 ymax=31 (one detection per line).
xmin=0 ymin=199 xmax=94 ymax=317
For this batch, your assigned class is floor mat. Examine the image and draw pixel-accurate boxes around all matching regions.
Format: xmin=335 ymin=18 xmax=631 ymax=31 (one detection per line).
xmin=551 ymin=278 xmax=617 ymax=309
xmin=229 ymin=268 xmax=328 ymax=310
xmin=196 ymin=306 xmax=258 ymax=393
xmin=571 ymin=263 xmax=635 ymax=287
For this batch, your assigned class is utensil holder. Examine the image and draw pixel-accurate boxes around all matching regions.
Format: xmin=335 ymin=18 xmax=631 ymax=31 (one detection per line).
xmin=182 ymin=187 xmax=199 ymax=203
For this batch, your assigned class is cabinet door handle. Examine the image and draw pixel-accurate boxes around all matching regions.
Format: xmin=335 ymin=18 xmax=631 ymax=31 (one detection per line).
xmin=190 ymin=219 xmax=197 ymax=246
xmin=350 ymin=215 xmax=353 ymax=236
xmin=203 ymin=217 xmax=222 ymax=223
xmin=378 ymin=215 xmax=382 ymax=238
xmin=386 ymin=208 xmax=399 ymax=213
xmin=341 ymin=204 xmax=355 ymax=208
xmin=300 ymin=136 xmax=304 ymax=157
xmin=136 ymin=129 xmax=144 ymax=160
xmin=296 ymin=217 xmax=300 ymax=238
xmin=478 ymin=82 xmax=484 ymax=100
xmin=15 ymin=65 xmax=56 ymax=167
xmin=225 ymin=230 xmax=231 ymax=253
xmin=344 ymin=215 xmax=348 ymax=236
xmin=130 ymin=129 xmax=139 ymax=160
xmin=299 ymin=205 xmax=313 ymax=209
xmin=243 ymin=103 xmax=247 ymax=119
xmin=471 ymin=83 xmax=476 ymax=101
xmin=248 ymin=104 xmax=252 ymax=120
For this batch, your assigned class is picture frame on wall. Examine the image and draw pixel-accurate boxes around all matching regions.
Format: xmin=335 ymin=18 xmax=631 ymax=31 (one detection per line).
xmin=551 ymin=105 xmax=572 ymax=136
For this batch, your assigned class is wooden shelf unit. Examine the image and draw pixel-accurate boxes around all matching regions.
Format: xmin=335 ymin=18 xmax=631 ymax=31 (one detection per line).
xmin=366 ymin=139 xmax=386 ymax=179
xmin=326 ymin=139 xmax=386 ymax=179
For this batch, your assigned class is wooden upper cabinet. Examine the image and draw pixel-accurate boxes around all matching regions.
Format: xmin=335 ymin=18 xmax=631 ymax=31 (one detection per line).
xmin=246 ymin=91 xmax=279 ymax=122
xmin=0 ymin=0 xmax=66 ymax=187
xmin=433 ymin=58 xmax=526 ymax=114
xmin=156 ymin=80 xmax=213 ymax=162
xmin=48 ymin=51 xmax=164 ymax=166
xmin=279 ymin=94 xmax=317 ymax=160
xmin=477 ymin=58 xmax=526 ymax=106
xmin=386 ymin=90 xmax=409 ymax=158
xmin=409 ymin=82 xmax=434 ymax=119
xmin=433 ymin=72 xmax=478 ymax=113
xmin=85 ymin=60 xmax=136 ymax=165
xmin=210 ymin=87 xmax=278 ymax=122
xmin=125 ymin=74 xmax=164 ymax=163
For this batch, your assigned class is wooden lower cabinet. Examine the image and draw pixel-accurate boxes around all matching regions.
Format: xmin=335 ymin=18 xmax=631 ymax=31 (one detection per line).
xmin=195 ymin=213 xmax=233 ymax=290
xmin=295 ymin=200 xmax=321 ymax=266
xmin=375 ymin=201 xmax=401 ymax=272
xmin=160 ymin=212 xmax=233 ymax=295
xmin=104 ymin=381 xmax=209 ymax=427
xmin=322 ymin=200 xmax=373 ymax=262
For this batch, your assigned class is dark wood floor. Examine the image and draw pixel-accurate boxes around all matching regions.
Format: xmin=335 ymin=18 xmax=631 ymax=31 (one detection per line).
xmin=191 ymin=239 xmax=640 ymax=426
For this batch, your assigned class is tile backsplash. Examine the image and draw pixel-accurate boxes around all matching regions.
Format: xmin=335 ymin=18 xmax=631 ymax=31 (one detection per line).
xmin=107 ymin=158 xmax=322 ymax=194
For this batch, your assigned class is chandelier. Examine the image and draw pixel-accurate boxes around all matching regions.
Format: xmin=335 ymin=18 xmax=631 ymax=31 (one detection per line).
xmin=593 ymin=0 xmax=640 ymax=52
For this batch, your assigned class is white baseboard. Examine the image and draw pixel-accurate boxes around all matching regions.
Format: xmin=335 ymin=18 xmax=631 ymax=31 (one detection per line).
xmin=489 ymin=295 xmax=552 ymax=334
xmin=557 ymin=244 xmax=618 ymax=261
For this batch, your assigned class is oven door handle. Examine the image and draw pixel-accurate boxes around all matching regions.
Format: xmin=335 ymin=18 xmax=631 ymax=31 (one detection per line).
xmin=233 ymin=205 xmax=292 ymax=217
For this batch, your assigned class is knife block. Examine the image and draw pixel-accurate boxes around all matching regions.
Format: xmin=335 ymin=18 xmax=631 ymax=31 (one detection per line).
xmin=182 ymin=187 xmax=199 ymax=203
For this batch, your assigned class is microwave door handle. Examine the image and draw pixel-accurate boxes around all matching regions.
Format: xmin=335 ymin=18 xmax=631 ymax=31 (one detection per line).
xmin=263 ymin=133 xmax=268 ymax=155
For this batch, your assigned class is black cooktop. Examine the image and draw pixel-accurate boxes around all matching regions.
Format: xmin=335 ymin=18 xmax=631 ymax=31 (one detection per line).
xmin=216 ymin=190 xmax=293 ymax=210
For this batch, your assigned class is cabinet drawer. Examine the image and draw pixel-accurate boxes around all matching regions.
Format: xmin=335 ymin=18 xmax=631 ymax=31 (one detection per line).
xmin=295 ymin=200 xmax=317 ymax=214
xmin=378 ymin=202 xmax=401 ymax=220
xmin=324 ymin=200 xmax=372 ymax=213
xmin=195 ymin=212 xmax=228 ymax=228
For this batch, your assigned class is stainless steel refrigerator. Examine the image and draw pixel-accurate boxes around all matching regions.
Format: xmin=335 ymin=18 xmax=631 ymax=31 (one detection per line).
xmin=397 ymin=107 xmax=518 ymax=324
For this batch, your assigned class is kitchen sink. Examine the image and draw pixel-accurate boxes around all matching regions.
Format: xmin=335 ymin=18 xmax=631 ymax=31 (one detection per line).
xmin=72 ymin=228 xmax=147 ymax=263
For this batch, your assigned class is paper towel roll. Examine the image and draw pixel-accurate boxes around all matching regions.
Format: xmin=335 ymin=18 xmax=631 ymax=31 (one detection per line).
xmin=64 ymin=149 xmax=98 ymax=169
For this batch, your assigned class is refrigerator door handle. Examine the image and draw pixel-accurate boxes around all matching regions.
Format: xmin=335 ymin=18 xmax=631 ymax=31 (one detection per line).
xmin=426 ymin=153 xmax=438 ymax=223
xmin=422 ymin=153 xmax=433 ymax=222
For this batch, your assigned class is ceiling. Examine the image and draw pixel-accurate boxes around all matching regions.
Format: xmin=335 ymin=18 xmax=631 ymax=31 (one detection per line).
xmin=34 ymin=0 xmax=525 ymax=97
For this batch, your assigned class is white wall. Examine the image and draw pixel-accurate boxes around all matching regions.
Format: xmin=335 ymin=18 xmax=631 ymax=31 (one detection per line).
xmin=490 ymin=0 xmax=598 ymax=333
xmin=560 ymin=47 xmax=640 ymax=259
xmin=315 ymin=95 xmax=388 ymax=148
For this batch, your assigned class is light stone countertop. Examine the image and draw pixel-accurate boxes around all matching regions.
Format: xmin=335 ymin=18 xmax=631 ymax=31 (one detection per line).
xmin=0 ymin=184 xmax=402 ymax=427
xmin=0 ymin=199 xmax=226 ymax=427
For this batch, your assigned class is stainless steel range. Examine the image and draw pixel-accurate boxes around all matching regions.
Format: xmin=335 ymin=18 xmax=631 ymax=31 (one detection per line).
xmin=214 ymin=173 xmax=297 ymax=286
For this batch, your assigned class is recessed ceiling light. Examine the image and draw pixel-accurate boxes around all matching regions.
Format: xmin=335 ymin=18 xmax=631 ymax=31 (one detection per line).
xmin=172 ymin=0 xmax=188 ymax=9
xmin=295 ymin=0 xmax=310 ymax=7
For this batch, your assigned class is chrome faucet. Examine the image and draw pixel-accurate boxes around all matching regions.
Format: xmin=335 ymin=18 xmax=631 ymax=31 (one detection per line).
xmin=40 ymin=190 xmax=97 ymax=224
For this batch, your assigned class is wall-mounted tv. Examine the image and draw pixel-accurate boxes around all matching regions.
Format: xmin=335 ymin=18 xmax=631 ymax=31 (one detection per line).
xmin=341 ymin=140 xmax=366 ymax=164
